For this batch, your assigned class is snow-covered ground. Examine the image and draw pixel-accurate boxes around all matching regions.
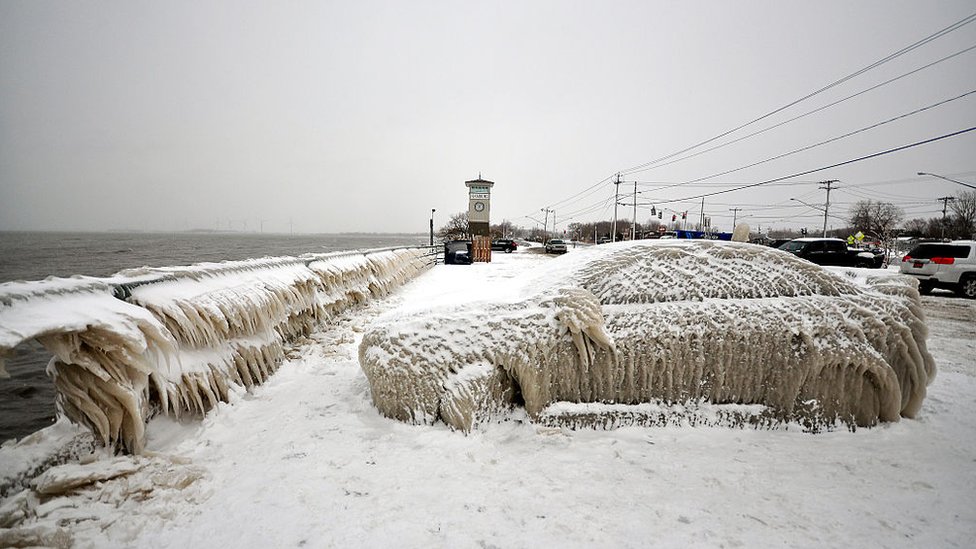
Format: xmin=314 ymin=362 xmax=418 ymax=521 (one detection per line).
xmin=2 ymin=249 xmax=975 ymax=548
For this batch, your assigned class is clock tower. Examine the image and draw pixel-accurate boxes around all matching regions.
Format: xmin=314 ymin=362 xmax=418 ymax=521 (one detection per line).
xmin=465 ymin=176 xmax=494 ymax=262
xmin=465 ymin=176 xmax=494 ymax=237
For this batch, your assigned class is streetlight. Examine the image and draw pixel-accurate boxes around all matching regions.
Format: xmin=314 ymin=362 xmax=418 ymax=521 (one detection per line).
xmin=429 ymin=209 xmax=436 ymax=246
xmin=917 ymin=172 xmax=976 ymax=190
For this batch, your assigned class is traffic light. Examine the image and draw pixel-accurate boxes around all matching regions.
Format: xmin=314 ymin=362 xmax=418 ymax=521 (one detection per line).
xmin=671 ymin=214 xmax=677 ymax=222
xmin=681 ymin=211 xmax=687 ymax=220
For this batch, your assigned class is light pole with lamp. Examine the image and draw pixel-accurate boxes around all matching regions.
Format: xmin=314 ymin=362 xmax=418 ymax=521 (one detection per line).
xmin=917 ymin=172 xmax=976 ymax=190
xmin=429 ymin=209 xmax=436 ymax=246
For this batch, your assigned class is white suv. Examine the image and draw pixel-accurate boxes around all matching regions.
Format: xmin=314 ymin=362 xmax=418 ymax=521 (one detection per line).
xmin=900 ymin=240 xmax=976 ymax=298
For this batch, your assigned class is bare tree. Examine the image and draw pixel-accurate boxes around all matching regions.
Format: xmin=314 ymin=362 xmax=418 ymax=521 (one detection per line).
xmin=645 ymin=218 xmax=662 ymax=236
xmin=436 ymin=211 xmax=470 ymax=241
xmin=849 ymin=200 xmax=904 ymax=238
xmin=948 ymin=190 xmax=976 ymax=239
xmin=490 ymin=219 xmax=517 ymax=239
xmin=901 ymin=218 xmax=929 ymax=238
xmin=848 ymin=200 xmax=904 ymax=263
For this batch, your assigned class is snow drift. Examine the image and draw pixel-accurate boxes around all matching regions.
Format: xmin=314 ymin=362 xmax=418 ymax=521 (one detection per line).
xmin=0 ymin=247 xmax=433 ymax=453
xmin=360 ymin=240 xmax=936 ymax=431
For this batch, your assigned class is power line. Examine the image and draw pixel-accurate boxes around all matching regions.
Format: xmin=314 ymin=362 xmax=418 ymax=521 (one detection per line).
xmin=620 ymin=43 xmax=976 ymax=177
xmin=616 ymin=12 xmax=976 ymax=177
xmin=661 ymin=126 xmax=976 ymax=204
xmin=679 ymin=89 xmax=976 ymax=186
xmin=569 ymin=88 xmax=972 ymax=222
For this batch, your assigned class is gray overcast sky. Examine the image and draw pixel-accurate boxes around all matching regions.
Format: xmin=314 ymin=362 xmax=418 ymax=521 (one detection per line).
xmin=1 ymin=1 xmax=974 ymax=234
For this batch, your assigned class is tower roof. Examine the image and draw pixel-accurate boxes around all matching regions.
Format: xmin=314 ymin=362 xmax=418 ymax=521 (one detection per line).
xmin=465 ymin=177 xmax=494 ymax=187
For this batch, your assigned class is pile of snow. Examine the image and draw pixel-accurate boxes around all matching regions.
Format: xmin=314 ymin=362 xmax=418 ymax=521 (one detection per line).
xmin=0 ymin=247 xmax=433 ymax=454
xmin=360 ymin=240 xmax=935 ymax=431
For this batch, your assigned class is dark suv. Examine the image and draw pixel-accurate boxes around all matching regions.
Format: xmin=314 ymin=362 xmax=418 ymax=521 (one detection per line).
xmin=491 ymin=239 xmax=518 ymax=253
xmin=778 ymin=238 xmax=884 ymax=268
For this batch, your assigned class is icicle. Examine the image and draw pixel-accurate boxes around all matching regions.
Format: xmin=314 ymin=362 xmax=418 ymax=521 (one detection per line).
xmin=0 ymin=246 xmax=435 ymax=453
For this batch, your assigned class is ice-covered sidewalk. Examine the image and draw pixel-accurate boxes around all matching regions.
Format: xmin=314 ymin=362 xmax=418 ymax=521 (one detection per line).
xmin=3 ymin=250 xmax=975 ymax=548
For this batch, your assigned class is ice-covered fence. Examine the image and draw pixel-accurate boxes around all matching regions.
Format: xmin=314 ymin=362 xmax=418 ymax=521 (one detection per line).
xmin=360 ymin=241 xmax=937 ymax=431
xmin=0 ymin=246 xmax=435 ymax=453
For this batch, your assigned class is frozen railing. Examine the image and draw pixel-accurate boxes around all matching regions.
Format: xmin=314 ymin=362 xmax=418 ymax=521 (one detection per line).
xmin=0 ymin=245 xmax=437 ymax=453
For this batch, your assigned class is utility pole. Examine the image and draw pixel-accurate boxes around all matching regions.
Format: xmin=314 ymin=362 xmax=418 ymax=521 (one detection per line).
xmin=541 ymin=208 xmax=552 ymax=242
xmin=729 ymin=207 xmax=742 ymax=228
xmin=612 ymin=173 xmax=621 ymax=242
xmin=632 ymin=179 xmax=638 ymax=240
xmin=700 ymin=197 xmax=706 ymax=233
xmin=938 ymin=196 xmax=955 ymax=241
xmin=819 ymin=180 xmax=838 ymax=237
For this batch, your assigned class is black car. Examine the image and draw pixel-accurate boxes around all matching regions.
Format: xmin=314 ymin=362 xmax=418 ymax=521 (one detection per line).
xmin=778 ymin=238 xmax=884 ymax=268
xmin=491 ymin=239 xmax=518 ymax=253
xmin=444 ymin=240 xmax=473 ymax=265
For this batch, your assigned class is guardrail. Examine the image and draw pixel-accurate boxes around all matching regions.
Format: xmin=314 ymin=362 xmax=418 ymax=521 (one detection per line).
xmin=0 ymin=245 xmax=438 ymax=454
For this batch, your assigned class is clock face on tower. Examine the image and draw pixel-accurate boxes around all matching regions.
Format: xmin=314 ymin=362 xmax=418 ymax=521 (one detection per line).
xmin=474 ymin=201 xmax=485 ymax=212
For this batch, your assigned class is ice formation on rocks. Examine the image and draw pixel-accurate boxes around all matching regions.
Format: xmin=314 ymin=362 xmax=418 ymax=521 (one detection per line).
xmin=0 ymin=247 xmax=433 ymax=453
xmin=360 ymin=240 xmax=936 ymax=431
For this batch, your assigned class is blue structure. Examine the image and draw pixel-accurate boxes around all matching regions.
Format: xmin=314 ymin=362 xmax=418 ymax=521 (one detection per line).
xmin=674 ymin=230 xmax=733 ymax=241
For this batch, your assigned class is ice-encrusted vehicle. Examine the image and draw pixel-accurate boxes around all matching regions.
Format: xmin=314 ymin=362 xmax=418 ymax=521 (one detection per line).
xmin=360 ymin=240 xmax=935 ymax=432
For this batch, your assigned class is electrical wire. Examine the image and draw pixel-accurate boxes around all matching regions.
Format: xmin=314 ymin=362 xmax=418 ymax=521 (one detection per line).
xmin=660 ymin=126 xmax=976 ymax=203
xmin=680 ymin=89 xmax=976 ymax=185
xmin=621 ymin=44 xmax=976 ymax=177
xmin=616 ymin=12 xmax=976 ymax=176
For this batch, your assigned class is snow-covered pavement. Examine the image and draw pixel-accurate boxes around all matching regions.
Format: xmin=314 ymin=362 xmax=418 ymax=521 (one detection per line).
xmin=3 ymin=250 xmax=975 ymax=548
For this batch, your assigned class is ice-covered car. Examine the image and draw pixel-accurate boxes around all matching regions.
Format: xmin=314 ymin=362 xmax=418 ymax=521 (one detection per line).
xmin=360 ymin=241 xmax=935 ymax=432
xmin=545 ymin=239 xmax=568 ymax=254
xmin=899 ymin=240 xmax=976 ymax=298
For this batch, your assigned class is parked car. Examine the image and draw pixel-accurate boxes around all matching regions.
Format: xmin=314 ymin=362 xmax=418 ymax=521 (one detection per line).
xmin=545 ymin=239 xmax=568 ymax=254
xmin=778 ymin=238 xmax=884 ymax=268
xmin=597 ymin=237 xmax=613 ymax=244
xmin=491 ymin=239 xmax=518 ymax=253
xmin=443 ymin=240 xmax=473 ymax=265
xmin=899 ymin=240 xmax=976 ymax=298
